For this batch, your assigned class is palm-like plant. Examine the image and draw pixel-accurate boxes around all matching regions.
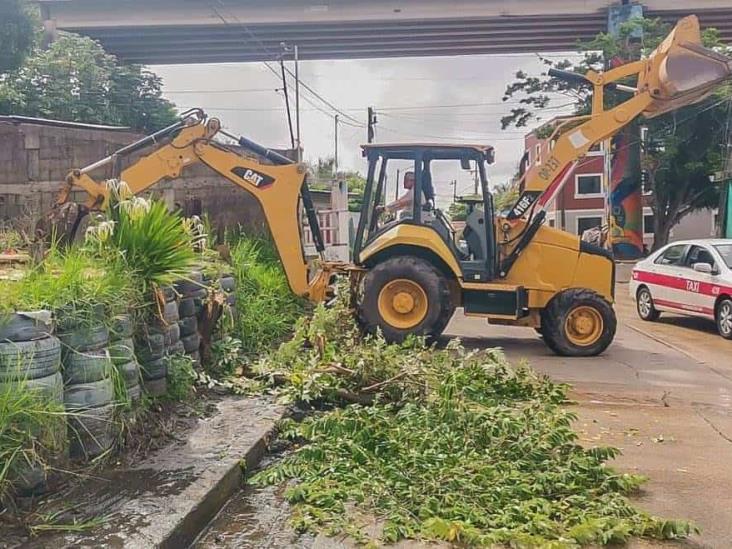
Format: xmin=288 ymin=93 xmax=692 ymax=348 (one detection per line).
xmin=101 ymin=183 xmax=196 ymax=294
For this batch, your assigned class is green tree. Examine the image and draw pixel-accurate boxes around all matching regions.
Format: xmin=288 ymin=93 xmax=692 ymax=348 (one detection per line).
xmin=501 ymin=18 xmax=731 ymax=248
xmin=493 ymin=181 xmax=520 ymax=213
xmin=0 ymin=33 xmax=177 ymax=131
xmin=306 ymin=157 xmax=367 ymax=212
xmin=447 ymin=201 xmax=468 ymax=221
xmin=0 ymin=0 xmax=36 ymax=73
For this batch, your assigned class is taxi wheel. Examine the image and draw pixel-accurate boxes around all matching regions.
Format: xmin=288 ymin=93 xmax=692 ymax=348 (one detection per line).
xmin=636 ymin=286 xmax=660 ymax=321
xmin=541 ymin=289 xmax=616 ymax=357
xmin=716 ymin=298 xmax=732 ymax=340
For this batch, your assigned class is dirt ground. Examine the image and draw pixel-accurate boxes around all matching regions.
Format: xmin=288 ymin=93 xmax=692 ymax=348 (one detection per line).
xmin=445 ymin=283 xmax=732 ymax=548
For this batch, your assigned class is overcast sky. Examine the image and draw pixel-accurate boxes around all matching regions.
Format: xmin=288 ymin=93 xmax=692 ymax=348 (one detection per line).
xmin=156 ymin=53 xmax=576 ymax=206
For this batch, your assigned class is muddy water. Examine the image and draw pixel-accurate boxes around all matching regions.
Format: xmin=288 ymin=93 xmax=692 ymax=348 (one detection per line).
xmin=194 ymin=484 xmax=314 ymax=548
xmin=194 ymin=455 xmax=314 ymax=549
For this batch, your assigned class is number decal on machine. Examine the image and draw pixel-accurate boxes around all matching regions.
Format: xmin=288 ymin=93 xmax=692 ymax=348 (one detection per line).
xmin=538 ymin=156 xmax=561 ymax=180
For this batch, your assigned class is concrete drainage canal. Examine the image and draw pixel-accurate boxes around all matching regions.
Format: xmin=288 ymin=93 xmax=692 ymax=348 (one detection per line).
xmin=193 ymin=453 xmax=315 ymax=549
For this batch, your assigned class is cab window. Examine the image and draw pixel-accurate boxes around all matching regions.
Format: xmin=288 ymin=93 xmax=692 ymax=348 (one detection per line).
xmin=684 ymin=245 xmax=716 ymax=269
xmin=654 ymin=244 xmax=686 ymax=266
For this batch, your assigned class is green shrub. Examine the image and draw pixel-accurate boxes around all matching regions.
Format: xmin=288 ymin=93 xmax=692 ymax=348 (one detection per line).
xmin=0 ymin=381 xmax=66 ymax=502
xmin=165 ymin=354 xmax=196 ymax=401
xmin=102 ymin=190 xmax=196 ymax=293
xmin=251 ymin=295 xmax=697 ymax=547
xmin=229 ymin=234 xmax=305 ymax=354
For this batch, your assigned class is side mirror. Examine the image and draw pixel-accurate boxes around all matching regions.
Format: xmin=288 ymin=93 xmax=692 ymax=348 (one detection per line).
xmin=692 ymin=262 xmax=713 ymax=274
xmin=460 ymin=158 xmax=471 ymax=170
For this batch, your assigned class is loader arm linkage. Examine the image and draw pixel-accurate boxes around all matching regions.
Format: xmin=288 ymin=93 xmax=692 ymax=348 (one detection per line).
xmin=54 ymin=109 xmax=338 ymax=302
xmin=506 ymin=15 xmax=732 ymax=222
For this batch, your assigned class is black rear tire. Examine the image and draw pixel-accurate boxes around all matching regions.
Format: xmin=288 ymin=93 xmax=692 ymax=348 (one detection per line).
xmin=358 ymin=256 xmax=453 ymax=343
xmin=716 ymin=298 xmax=732 ymax=340
xmin=636 ymin=286 xmax=660 ymax=321
xmin=541 ymin=288 xmax=616 ymax=357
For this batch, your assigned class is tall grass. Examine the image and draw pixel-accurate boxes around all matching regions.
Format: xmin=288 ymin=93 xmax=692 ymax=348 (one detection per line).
xmin=229 ymin=234 xmax=305 ymax=354
xmin=0 ymin=381 xmax=67 ymax=502
xmin=0 ymin=244 xmax=140 ymax=323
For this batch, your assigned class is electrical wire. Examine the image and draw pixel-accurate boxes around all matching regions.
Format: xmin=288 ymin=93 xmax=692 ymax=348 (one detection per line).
xmin=208 ymin=0 xmax=366 ymax=127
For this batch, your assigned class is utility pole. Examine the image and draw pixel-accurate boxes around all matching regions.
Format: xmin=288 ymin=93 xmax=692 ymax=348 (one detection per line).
xmin=395 ymin=168 xmax=400 ymax=200
xmin=452 ymin=179 xmax=457 ymax=201
xmin=280 ymin=42 xmax=300 ymax=160
xmin=367 ymin=107 xmax=377 ymax=143
xmin=294 ymin=44 xmax=301 ymax=162
xmin=278 ymin=57 xmax=295 ymax=150
xmin=334 ymin=114 xmax=339 ymax=176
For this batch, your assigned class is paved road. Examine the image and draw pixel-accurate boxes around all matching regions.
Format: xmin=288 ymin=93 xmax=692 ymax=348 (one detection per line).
xmin=445 ymin=284 xmax=732 ymax=548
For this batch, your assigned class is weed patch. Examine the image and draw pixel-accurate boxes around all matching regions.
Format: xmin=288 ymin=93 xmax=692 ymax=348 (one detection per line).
xmin=165 ymin=354 xmax=196 ymax=401
xmin=250 ymin=296 xmax=696 ymax=547
xmin=0 ymin=381 xmax=66 ymax=503
xmin=229 ymin=234 xmax=304 ymax=354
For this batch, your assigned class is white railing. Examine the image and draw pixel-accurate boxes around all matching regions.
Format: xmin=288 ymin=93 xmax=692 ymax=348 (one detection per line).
xmin=303 ymin=209 xmax=339 ymax=246
xmin=303 ymin=208 xmax=350 ymax=261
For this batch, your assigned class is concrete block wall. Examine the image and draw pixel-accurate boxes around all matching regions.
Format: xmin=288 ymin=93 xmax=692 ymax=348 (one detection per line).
xmin=0 ymin=119 xmax=265 ymax=231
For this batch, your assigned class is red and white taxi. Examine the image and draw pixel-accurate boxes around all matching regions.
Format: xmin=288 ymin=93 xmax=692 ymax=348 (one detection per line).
xmin=629 ymin=239 xmax=732 ymax=339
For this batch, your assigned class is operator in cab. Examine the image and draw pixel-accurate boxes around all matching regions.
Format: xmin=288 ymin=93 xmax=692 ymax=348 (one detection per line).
xmin=384 ymin=171 xmax=416 ymax=219
xmin=380 ymin=170 xmax=436 ymax=221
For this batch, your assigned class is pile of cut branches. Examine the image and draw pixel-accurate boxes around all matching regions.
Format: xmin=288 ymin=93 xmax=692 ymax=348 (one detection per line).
xmin=250 ymin=295 xmax=696 ymax=546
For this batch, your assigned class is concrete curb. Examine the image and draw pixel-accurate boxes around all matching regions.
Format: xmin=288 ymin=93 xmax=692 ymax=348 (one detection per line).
xmin=31 ymin=396 xmax=285 ymax=549
xmin=160 ymin=399 xmax=282 ymax=548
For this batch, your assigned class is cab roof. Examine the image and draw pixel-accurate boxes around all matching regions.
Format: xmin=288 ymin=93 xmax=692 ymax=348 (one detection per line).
xmin=361 ymin=142 xmax=495 ymax=163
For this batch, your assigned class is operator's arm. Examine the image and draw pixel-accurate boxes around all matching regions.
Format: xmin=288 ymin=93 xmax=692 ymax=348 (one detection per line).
xmin=385 ymin=189 xmax=413 ymax=213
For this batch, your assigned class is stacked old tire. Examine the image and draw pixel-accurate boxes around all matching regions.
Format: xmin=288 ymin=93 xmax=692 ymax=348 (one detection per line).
xmin=108 ymin=314 xmax=142 ymax=402
xmin=136 ymin=289 xmax=178 ymax=397
xmin=0 ymin=311 xmax=62 ymax=495
xmin=175 ymin=271 xmax=204 ymax=367
xmin=218 ymin=273 xmax=237 ymax=317
xmin=58 ymin=309 xmax=117 ymax=461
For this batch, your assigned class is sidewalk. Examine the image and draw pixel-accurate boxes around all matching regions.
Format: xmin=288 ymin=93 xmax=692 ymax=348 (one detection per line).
xmin=14 ymin=396 xmax=284 ymax=549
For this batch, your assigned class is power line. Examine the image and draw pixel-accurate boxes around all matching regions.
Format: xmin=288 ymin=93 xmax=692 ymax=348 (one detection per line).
xmin=208 ymin=1 xmax=365 ymax=127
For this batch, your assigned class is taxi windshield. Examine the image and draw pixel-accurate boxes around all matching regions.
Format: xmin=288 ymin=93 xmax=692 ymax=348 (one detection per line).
xmin=714 ymin=244 xmax=732 ymax=269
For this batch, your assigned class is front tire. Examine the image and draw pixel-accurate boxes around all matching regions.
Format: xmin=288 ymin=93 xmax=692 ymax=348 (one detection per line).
xmin=359 ymin=256 xmax=453 ymax=343
xmin=541 ymin=289 xmax=616 ymax=357
xmin=716 ymin=298 xmax=732 ymax=340
xmin=636 ymin=286 xmax=661 ymax=321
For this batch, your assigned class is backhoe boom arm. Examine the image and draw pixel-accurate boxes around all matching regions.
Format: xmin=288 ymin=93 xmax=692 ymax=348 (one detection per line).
xmin=55 ymin=110 xmax=333 ymax=301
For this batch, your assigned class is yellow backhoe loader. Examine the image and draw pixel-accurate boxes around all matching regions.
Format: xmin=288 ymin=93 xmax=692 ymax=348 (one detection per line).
xmin=52 ymin=16 xmax=730 ymax=356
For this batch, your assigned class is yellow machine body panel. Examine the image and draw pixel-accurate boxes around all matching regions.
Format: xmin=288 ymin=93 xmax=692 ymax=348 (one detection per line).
xmin=358 ymin=224 xmax=463 ymax=278
xmin=501 ymin=224 xmax=614 ymax=308
xmin=358 ymin=221 xmax=613 ymax=316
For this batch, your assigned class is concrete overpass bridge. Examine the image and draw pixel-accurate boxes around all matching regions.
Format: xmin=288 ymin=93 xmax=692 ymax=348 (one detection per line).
xmin=39 ymin=1 xmax=732 ymax=64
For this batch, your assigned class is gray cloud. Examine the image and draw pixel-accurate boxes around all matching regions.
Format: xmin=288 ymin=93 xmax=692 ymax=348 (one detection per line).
xmin=156 ymin=53 xmax=575 ymax=206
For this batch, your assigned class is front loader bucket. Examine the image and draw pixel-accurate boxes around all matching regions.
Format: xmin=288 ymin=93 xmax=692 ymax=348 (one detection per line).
xmin=640 ymin=16 xmax=732 ymax=118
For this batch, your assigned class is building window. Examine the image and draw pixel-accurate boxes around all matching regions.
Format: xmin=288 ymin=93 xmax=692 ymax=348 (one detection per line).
xmin=587 ymin=142 xmax=604 ymax=156
xmin=575 ymin=174 xmax=603 ymax=197
xmin=535 ymin=144 xmax=541 ymax=165
xmin=576 ymin=216 xmax=603 ymax=235
xmin=643 ymin=213 xmax=655 ymax=236
xmin=548 ymin=218 xmax=555 ymax=228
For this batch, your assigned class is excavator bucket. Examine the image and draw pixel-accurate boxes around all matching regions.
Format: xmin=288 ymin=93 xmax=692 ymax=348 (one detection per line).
xmin=640 ymin=15 xmax=731 ymax=118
